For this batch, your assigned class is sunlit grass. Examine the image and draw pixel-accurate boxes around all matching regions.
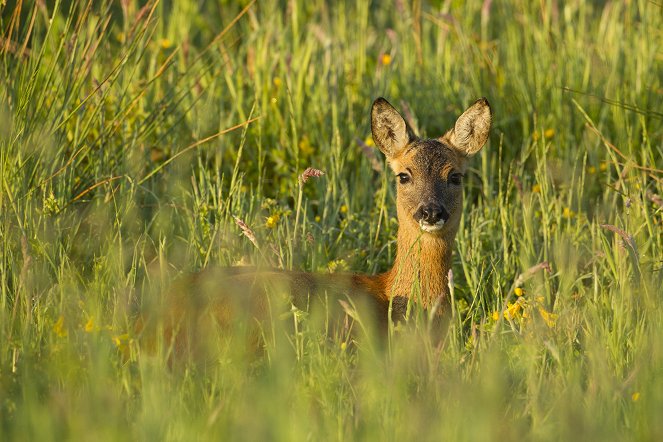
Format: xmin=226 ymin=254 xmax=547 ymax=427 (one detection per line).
xmin=1 ymin=0 xmax=662 ymax=440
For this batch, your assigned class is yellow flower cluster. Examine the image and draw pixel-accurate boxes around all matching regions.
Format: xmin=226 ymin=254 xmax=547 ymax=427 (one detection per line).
xmin=52 ymin=314 xmax=133 ymax=357
xmin=587 ymin=163 xmax=608 ymax=175
xmin=492 ymin=289 xmax=558 ymax=328
xmin=265 ymin=213 xmax=280 ymax=229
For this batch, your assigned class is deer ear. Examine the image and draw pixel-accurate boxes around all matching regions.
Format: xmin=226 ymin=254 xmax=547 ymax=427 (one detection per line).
xmin=371 ymin=97 xmax=416 ymax=158
xmin=445 ymin=98 xmax=492 ymax=156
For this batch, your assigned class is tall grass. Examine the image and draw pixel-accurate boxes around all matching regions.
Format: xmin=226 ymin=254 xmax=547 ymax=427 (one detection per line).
xmin=1 ymin=0 xmax=661 ymax=439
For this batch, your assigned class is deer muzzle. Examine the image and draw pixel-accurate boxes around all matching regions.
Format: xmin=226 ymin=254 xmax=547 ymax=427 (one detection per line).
xmin=414 ymin=203 xmax=449 ymax=232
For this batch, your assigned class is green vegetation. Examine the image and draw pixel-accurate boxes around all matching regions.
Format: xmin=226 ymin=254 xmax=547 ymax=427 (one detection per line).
xmin=1 ymin=0 xmax=661 ymax=439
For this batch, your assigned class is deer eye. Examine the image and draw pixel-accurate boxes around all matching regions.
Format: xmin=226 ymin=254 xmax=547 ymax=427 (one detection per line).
xmin=397 ymin=173 xmax=411 ymax=184
xmin=449 ymin=173 xmax=464 ymax=185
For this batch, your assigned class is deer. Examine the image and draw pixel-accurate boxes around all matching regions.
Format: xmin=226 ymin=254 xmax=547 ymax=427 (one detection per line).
xmin=138 ymin=97 xmax=492 ymax=355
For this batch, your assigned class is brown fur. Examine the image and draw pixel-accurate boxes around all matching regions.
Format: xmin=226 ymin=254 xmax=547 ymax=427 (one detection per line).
xmin=140 ymin=97 xmax=492 ymax=352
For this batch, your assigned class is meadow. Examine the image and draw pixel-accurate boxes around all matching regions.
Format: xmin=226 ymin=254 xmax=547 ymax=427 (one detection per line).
xmin=1 ymin=0 xmax=662 ymax=440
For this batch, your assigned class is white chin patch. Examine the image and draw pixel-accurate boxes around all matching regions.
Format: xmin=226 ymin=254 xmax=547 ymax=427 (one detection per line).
xmin=419 ymin=219 xmax=445 ymax=233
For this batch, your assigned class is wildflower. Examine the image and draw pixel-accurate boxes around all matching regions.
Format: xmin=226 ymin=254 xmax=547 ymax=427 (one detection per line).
xmin=340 ymin=204 xmax=348 ymax=214
xmin=532 ymin=184 xmax=541 ymax=194
xmin=544 ymin=128 xmax=555 ymax=139
xmin=265 ymin=214 xmax=279 ymax=229
xmin=314 ymin=215 xmax=321 ymax=223
xmin=112 ymin=333 xmax=132 ymax=358
xmin=364 ymin=136 xmax=374 ymax=147
xmin=381 ymin=53 xmax=392 ymax=65
xmin=599 ymin=162 xmax=608 ymax=172
xmin=504 ymin=302 xmax=522 ymax=320
xmin=538 ymin=306 xmax=558 ymax=328
xmin=159 ymin=38 xmax=173 ymax=49
xmin=491 ymin=310 xmax=500 ymax=321
xmin=562 ymin=207 xmax=575 ymax=219
xmin=587 ymin=165 xmax=597 ymax=175
xmin=273 ymin=77 xmax=282 ymax=88
xmin=112 ymin=333 xmax=130 ymax=348
xmin=632 ymin=392 xmax=640 ymax=402
xmin=271 ymin=97 xmax=278 ymax=105
xmin=53 ymin=315 xmax=67 ymax=337
xmin=340 ymin=342 xmax=347 ymax=351
xmin=84 ymin=317 xmax=96 ymax=333
xmin=514 ymin=287 xmax=524 ymax=297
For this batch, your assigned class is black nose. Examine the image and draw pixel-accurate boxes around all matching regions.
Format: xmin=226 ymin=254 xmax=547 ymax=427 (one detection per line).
xmin=414 ymin=204 xmax=449 ymax=224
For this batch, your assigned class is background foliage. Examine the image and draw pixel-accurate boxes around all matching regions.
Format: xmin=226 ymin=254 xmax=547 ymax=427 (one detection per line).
xmin=1 ymin=0 xmax=661 ymax=440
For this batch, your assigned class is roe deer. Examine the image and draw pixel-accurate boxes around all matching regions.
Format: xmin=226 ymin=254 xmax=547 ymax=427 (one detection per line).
xmin=140 ymin=97 xmax=492 ymax=352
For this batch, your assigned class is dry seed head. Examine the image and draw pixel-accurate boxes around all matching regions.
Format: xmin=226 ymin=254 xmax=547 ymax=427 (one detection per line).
xmin=233 ymin=215 xmax=260 ymax=249
xmin=299 ymin=167 xmax=325 ymax=184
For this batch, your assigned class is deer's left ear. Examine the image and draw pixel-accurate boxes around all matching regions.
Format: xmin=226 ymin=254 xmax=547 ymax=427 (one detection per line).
xmin=444 ymin=98 xmax=492 ymax=157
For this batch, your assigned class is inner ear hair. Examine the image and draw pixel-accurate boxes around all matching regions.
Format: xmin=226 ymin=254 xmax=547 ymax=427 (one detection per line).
xmin=447 ymin=98 xmax=492 ymax=157
xmin=371 ymin=97 xmax=416 ymax=158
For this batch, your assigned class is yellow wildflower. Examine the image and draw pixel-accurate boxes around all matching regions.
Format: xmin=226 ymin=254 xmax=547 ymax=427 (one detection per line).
xmin=381 ymin=53 xmax=392 ymax=65
xmin=340 ymin=204 xmax=348 ymax=214
xmin=340 ymin=342 xmax=347 ymax=351
xmin=159 ymin=38 xmax=173 ymax=49
xmin=273 ymin=77 xmax=282 ymax=88
xmin=544 ymin=128 xmax=555 ymax=139
xmin=364 ymin=136 xmax=374 ymax=147
xmin=538 ymin=306 xmax=558 ymax=328
xmin=514 ymin=287 xmax=524 ymax=297
xmin=315 ymin=215 xmax=321 ymax=223
xmin=112 ymin=333 xmax=130 ymax=348
xmin=599 ymin=162 xmax=608 ymax=172
xmin=84 ymin=317 xmax=96 ymax=333
xmin=562 ymin=207 xmax=575 ymax=219
xmin=504 ymin=302 xmax=522 ymax=320
xmin=631 ymin=392 xmax=640 ymax=402
xmin=265 ymin=214 xmax=280 ymax=229
xmin=53 ymin=315 xmax=68 ymax=337
xmin=491 ymin=311 xmax=500 ymax=321
xmin=587 ymin=166 xmax=596 ymax=175
xmin=532 ymin=184 xmax=541 ymax=193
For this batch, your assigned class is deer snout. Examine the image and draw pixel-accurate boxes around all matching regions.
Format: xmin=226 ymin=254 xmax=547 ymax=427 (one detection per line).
xmin=414 ymin=203 xmax=449 ymax=226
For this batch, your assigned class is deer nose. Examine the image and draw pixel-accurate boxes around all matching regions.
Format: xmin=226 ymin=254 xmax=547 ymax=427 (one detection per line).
xmin=414 ymin=203 xmax=449 ymax=225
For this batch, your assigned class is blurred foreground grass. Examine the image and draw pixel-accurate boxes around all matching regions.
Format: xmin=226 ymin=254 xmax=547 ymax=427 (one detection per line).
xmin=1 ymin=0 xmax=662 ymax=440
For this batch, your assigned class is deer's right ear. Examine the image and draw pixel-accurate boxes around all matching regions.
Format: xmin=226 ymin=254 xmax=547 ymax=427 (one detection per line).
xmin=371 ymin=97 xmax=416 ymax=158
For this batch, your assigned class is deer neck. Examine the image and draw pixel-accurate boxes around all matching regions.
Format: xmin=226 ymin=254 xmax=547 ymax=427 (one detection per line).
xmin=385 ymin=221 xmax=455 ymax=307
